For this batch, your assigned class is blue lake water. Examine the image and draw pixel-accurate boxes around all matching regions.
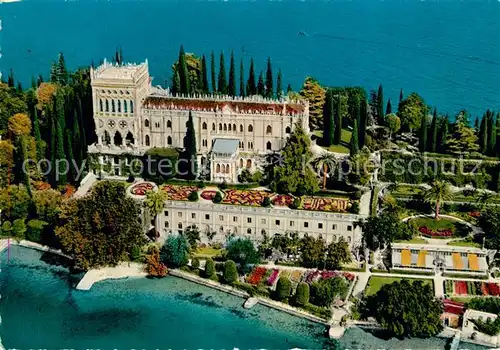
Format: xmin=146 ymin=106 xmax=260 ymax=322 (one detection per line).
xmin=0 ymin=246 xmax=490 ymax=349
xmin=1 ymin=0 xmax=500 ymax=117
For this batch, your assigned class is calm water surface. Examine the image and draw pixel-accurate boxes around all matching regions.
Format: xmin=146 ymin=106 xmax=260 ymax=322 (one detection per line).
xmin=1 ymin=0 xmax=499 ymax=116
xmin=0 ymin=246 xmax=490 ymax=349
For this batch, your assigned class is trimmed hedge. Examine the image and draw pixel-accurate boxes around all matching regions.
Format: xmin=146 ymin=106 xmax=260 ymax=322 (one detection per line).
xmin=390 ymin=269 xmax=434 ymax=276
xmin=300 ymin=303 xmax=332 ymax=320
xmin=443 ymin=272 xmax=489 ymax=280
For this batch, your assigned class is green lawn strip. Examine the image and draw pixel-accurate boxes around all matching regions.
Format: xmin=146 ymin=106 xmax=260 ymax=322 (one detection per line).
xmin=193 ymin=247 xmax=222 ymax=258
xmin=447 ymin=240 xmax=481 ymax=248
xmin=365 ymin=276 xmax=433 ymax=296
xmin=394 ymin=237 xmax=428 ymax=244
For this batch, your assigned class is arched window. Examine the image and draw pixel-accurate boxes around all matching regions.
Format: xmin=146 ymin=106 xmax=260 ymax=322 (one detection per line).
xmin=246 ymin=159 xmax=252 ymax=168
xmin=105 ymin=100 xmax=109 ymax=112
xmin=145 ymin=119 xmax=150 ymax=127
xmin=216 ymin=164 xmax=221 ymax=173
xmin=111 ymin=100 xmax=115 ymax=112
xmin=225 ymin=165 xmax=230 ymax=173
xmin=248 ymin=124 xmax=253 ymax=132
xmin=220 ymin=226 xmax=224 ymax=233
xmin=266 ymin=141 xmax=272 ymax=150
xmin=285 ymin=126 xmax=291 ymax=134
xmin=224 ymin=124 xmax=227 ymax=131
xmin=212 ymin=123 xmax=216 ymax=131
xmin=113 ymin=132 xmax=122 ymax=145
xmin=124 ymin=100 xmax=128 ymax=113
xmin=219 ymin=123 xmax=222 ymax=131
xmin=247 ymin=228 xmax=252 ymax=234
xmin=228 ymin=124 xmax=231 ymax=131
xmin=125 ymin=132 xmax=134 ymax=145
xmin=117 ymin=100 xmax=121 ymax=113
xmin=240 ymin=125 xmax=243 ymax=133
xmin=167 ymin=136 xmax=172 ymax=145
xmin=202 ymin=122 xmax=207 ymax=130
xmin=233 ymin=124 xmax=236 ymax=131
xmin=266 ymin=125 xmax=272 ymax=134
xmin=167 ymin=120 xmax=172 ymax=128
xmin=145 ymin=135 xmax=150 ymax=146
xmin=99 ymin=99 xmax=103 ymax=112
xmin=240 ymin=159 xmax=244 ymax=167
xmin=130 ymin=101 xmax=134 ymax=113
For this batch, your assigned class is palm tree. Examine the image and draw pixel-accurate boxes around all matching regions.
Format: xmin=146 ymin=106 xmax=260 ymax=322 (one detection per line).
xmin=144 ymin=189 xmax=168 ymax=240
xmin=423 ymin=180 xmax=453 ymax=220
xmin=476 ymin=191 xmax=495 ymax=210
xmin=313 ymin=152 xmax=336 ymax=190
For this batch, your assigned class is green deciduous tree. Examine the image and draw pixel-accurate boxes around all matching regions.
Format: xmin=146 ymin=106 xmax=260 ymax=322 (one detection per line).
xmin=310 ymin=277 xmax=347 ymax=307
xmin=360 ymin=211 xmax=412 ymax=250
xmin=223 ymin=260 xmax=238 ymax=284
xmin=226 ymin=237 xmax=259 ymax=267
xmin=300 ymin=77 xmax=326 ymax=130
xmin=325 ymin=237 xmax=351 ymax=270
xmin=371 ymin=279 xmax=443 ymax=337
xmin=55 ymin=181 xmax=146 ymax=270
xmin=386 ymin=113 xmax=401 ymax=139
xmin=398 ymin=92 xmax=427 ymax=132
xmin=299 ymin=235 xmax=326 ymax=268
xmin=184 ymin=224 xmax=200 ymax=248
xmin=160 ymin=234 xmax=189 ymax=268
xmin=446 ymin=112 xmax=479 ymax=154
xmin=477 ymin=207 xmax=500 ymax=250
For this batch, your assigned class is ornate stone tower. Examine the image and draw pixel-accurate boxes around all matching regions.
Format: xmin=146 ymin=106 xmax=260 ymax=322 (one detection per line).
xmin=90 ymin=59 xmax=150 ymax=153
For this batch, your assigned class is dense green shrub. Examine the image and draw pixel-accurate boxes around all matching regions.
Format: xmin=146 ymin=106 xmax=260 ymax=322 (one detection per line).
xmin=223 ymin=260 xmax=238 ymax=284
xmin=213 ymin=191 xmax=223 ymax=203
xmin=12 ymin=219 xmax=26 ymax=239
xmin=290 ymin=198 xmax=301 ymax=209
xmin=467 ymin=298 xmax=500 ymax=314
xmin=160 ymin=235 xmax=189 ymax=267
xmin=294 ymin=282 xmax=310 ymax=306
xmin=300 ymin=303 xmax=332 ymax=319
xmin=131 ymin=245 xmax=142 ymax=261
xmin=262 ymin=197 xmax=271 ymax=207
xmin=26 ymin=219 xmax=48 ymax=242
xmin=275 ymin=276 xmax=292 ymax=301
xmin=219 ymin=181 xmax=228 ymax=190
xmin=197 ymin=182 xmax=206 ymax=189
xmin=1 ymin=221 xmax=12 ymax=236
xmin=310 ymin=277 xmax=348 ymax=307
xmin=204 ymin=258 xmax=216 ymax=278
xmin=188 ymin=191 xmax=199 ymax=201
xmin=191 ymin=257 xmax=200 ymax=269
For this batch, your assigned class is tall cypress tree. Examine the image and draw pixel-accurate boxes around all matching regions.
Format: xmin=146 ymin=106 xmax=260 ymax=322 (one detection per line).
xmin=377 ymin=84 xmax=384 ymax=123
xmin=287 ymin=84 xmax=292 ymax=93
xmin=37 ymin=74 xmax=44 ymax=87
xmin=184 ymin=111 xmax=198 ymax=180
xmin=72 ymin=110 xmax=83 ymax=167
xmin=474 ymin=117 xmax=480 ymax=131
xmin=419 ymin=114 xmax=428 ymax=152
xmin=496 ymin=112 xmax=500 ymax=156
xmin=386 ymin=99 xmax=392 ymax=115
xmin=429 ymin=108 xmax=438 ymax=153
xmin=239 ymin=58 xmax=245 ymax=97
xmin=66 ymin=130 xmax=75 ymax=182
xmin=54 ymin=92 xmax=67 ymax=185
xmin=57 ymin=53 xmax=68 ymax=85
xmin=399 ymin=88 xmax=404 ymax=105
xmin=438 ymin=116 xmax=448 ymax=153
xmin=479 ymin=114 xmax=488 ymax=154
xmin=19 ymin=136 xmax=32 ymax=197
xmin=246 ymin=58 xmax=256 ymax=96
xmin=50 ymin=62 xmax=58 ymax=83
xmin=228 ymin=51 xmax=236 ymax=96
xmin=265 ymin=57 xmax=273 ymax=98
xmin=350 ymin=119 xmax=359 ymax=156
xmin=178 ymin=45 xmax=190 ymax=95
xmin=323 ymin=90 xmax=334 ymax=146
xmin=359 ymin=98 xmax=368 ymax=148
xmin=487 ymin=111 xmax=496 ymax=155
xmin=218 ymin=52 xmax=228 ymax=95
xmin=257 ymin=71 xmax=265 ymax=96
xmin=210 ymin=51 xmax=217 ymax=93
xmin=7 ymin=68 xmax=15 ymax=87
xmin=276 ymin=69 xmax=283 ymax=99
xmin=333 ymin=95 xmax=342 ymax=145
xmin=201 ymin=55 xmax=209 ymax=94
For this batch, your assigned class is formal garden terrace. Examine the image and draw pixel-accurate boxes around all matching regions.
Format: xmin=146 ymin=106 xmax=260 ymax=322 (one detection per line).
xmin=129 ymin=181 xmax=359 ymax=214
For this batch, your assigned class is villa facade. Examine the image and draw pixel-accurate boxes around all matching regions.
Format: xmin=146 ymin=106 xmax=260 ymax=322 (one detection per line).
xmin=88 ymin=59 xmax=309 ymax=183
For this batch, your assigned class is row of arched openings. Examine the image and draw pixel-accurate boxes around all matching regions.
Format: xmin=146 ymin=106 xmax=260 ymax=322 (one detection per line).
xmin=144 ymin=135 xmax=172 ymax=147
xmin=102 ymin=131 xmax=134 ymax=146
xmin=144 ymin=119 xmax=172 ymax=128
xmin=100 ymin=99 xmax=134 ymax=113
xmin=216 ymin=164 xmax=231 ymax=173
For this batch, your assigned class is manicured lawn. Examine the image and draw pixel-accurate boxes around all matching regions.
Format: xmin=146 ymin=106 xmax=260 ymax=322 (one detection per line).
xmin=193 ymin=247 xmax=222 ymax=258
xmin=451 ymin=297 xmax=472 ymax=303
xmin=409 ymin=217 xmax=461 ymax=234
xmin=365 ymin=276 xmax=433 ymax=296
xmin=395 ymin=237 xmax=428 ymax=244
xmin=315 ymin=129 xmax=352 ymax=154
xmin=391 ymin=184 xmax=424 ymax=198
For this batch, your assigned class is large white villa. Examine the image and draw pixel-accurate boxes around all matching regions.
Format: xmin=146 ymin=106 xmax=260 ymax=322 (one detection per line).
xmin=87 ymin=59 xmax=309 ymax=183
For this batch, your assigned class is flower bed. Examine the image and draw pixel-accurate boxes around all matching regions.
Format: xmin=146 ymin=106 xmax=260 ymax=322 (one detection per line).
xmin=267 ymin=269 xmax=280 ymax=286
xmin=200 ymin=190 xmax=217 ymax=201
xmin=221 ymin=189 xmax=270 ymax=206
xmin=160 ymin=184 xmax=197 ymax=201
xmin=484 ymin=282 xmax=500 ymax=296
xmin=272 ymin=194 xmax=294 ymax=207
xmin=321 ymin=271 xmax=338 ymax=280
xmin=469 ymin=211 xmax=481 ymax=218
xmin=247 ymin=267 xmax=267 ymax=285
xmin=304 ymin=270 xmax=321 ymax=284
xmin=130 ymin=182 xmax=154 ymax=196
xmin=302 ymin=196 xmax=351 ymax=212
xmin=418 ymin=226 xmax=453 ymax=238
xmin=454 ymin=281 xmax=467 ymax=295
xmin=290 ymin=270 xmax=304 ymax=282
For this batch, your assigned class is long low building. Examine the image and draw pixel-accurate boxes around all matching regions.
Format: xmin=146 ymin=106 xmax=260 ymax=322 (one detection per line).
xmin=392 ymin=243 xmax=489 ymax=275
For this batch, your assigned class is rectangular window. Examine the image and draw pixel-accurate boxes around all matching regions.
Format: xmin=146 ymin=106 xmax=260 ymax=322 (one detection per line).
xmin=318 ymin=223 xmax=323 ymax=229
xmin=191 ymin=213 xmax=196 ymax=219
xmin=261 ymin=218 xmax=266 ymax=225
xmin=347 ymin=225 xmax=352 ymax=231
xmin=164 ymin=211 xmax=169 ymax=217
xmin=178 ymin=212 xmax=182 ymax=218
xmin=219 ymin=215 xmax=224 ymax=221
xmin=233 ymin=216 xmax=238 ymax=222
xmin=164 ymin=221 xmax=169 ymax=228
xmin=304 ymin=222 xmax=309 ymax=228
xmin=332 ymin=224 xmax=337 ymax=230
xmin=205 ymin=214 xmax=210 ymax=220
xmin=275 ymin=220 xmax=280 ymax=226
xmin=290 ymin=221 xmax=294 ymax=227
xmin=178 ymin=223 xmax=183 ymax=229
xmin=247 ymin=217 xmax=252 ymax=224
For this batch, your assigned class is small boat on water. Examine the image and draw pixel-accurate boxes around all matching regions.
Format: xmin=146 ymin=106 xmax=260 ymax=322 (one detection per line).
xmin=297 ymin=31 xmax=308 ymax=37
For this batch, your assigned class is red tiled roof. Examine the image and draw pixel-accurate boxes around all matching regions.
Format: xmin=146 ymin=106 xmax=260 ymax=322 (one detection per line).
xmin=142 ymin=96 xmax=305 ymax=115
xmin=443 ymin=299 xmax=465 ymax=315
